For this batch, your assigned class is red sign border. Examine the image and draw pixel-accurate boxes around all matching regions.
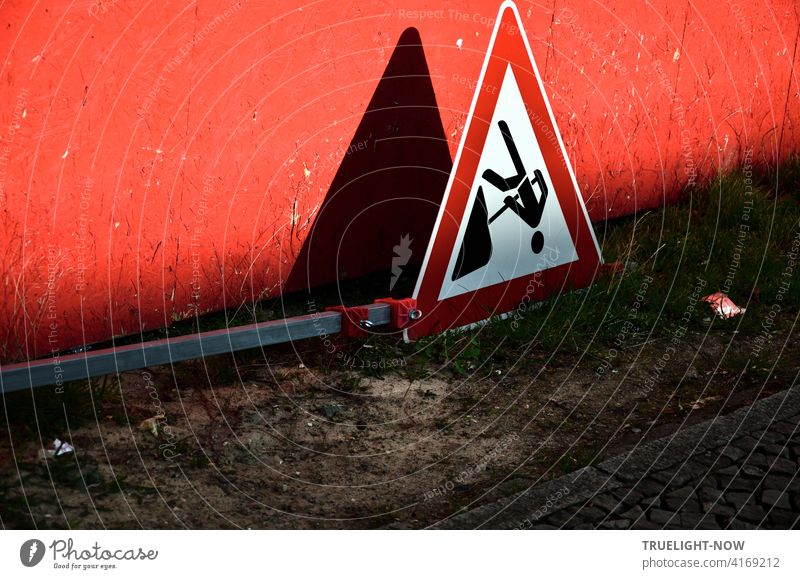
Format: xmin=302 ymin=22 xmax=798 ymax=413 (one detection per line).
xmin=406 ymin=1 xmax=603 ymax=340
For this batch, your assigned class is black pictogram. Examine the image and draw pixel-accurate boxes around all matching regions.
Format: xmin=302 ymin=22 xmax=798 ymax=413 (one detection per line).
xmin=452 ymin=120 xmax=549 ymax=281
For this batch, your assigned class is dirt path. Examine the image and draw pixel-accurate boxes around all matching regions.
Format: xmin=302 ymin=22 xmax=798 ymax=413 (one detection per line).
xmin=2 ymin=310 xmax=796 ymax=529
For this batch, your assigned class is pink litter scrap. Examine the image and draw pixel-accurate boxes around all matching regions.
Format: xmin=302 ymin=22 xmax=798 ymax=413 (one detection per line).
xmin=702 ymin=292 xmax=746 ymax=319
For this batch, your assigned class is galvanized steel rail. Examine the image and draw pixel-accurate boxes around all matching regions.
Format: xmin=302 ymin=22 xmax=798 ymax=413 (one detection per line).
xmin=0 ymin=303 xmax=392 ymax=394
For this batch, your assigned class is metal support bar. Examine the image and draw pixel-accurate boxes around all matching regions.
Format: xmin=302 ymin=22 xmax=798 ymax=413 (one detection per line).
xmin=324 ymin=305 xmax=373 ymax=337
xmin=0 ymin=302 xmax=392 ymax=394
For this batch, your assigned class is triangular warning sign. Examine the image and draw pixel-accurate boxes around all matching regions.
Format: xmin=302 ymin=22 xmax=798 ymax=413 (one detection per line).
xmin=405 ymin=1 xmax=602 ymax=340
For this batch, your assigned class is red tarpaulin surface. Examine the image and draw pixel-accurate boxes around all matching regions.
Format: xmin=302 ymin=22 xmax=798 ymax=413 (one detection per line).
xmin=1 ymin=1 xmax=798 ymax=361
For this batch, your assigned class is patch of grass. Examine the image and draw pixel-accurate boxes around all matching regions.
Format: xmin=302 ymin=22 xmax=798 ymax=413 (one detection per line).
xmin=410 ymin=156 xmax=800 ymax=367
xmin=417 ymin=332 xmax=484 ymax=375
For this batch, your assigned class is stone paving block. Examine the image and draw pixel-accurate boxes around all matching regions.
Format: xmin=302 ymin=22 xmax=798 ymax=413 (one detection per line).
xmin=675 ymin=461 xmax=716 ymax=483
xmin=734 ymin=504 xmax=767 ymax=524
xmin=608 ymin=519 xmax=631 ymax=529
xmin=437 ymin=386 xmax=800 ymax=530
xmin=541 ymin=508 xmax=580 ymax=527
xmin=679 ymin=511 xmax=707 ymax=528
xmin=746 ymin=452 xmax=772 ymax=469
xmin=649 ymin=470 xmax=678 ymax=485
xmin=761 ymin=474 xmax=794 ymax=491
xmin=741 ymin=465 xmax=767 ymax=478
xmin=630 ymin=477 xmax=668 ymax=497
xmin=737 ymin=436 xmax=761 ymax=450
xmin=721 ymin=445 xmax=748 ymax=462
xmin=711 ymin=455 xmax=734 ymax=470
xmin=610 ymin=487 xmax=646 ymax=508
xmin=696 ymin=513 xmax=722 ymax=529
xmin=715 ymin=465 xmax=740 ymax=476
xmin=724 ymin=475 xmax=761 ymax=493
xmin=647 ymin=508 xmax=677 ymax=525
xmin=697 ymin=450 xmax=725 ymax=467
xmin=640 ymin=495 xmax=661 ymax=508
xmin=575 ymin=506 xmax=607 ymax=521
xmin=761 ymin=444 xmax=792 ymax=460
xmin=663 ymin=491 xmax=697 ymax=511
xmin=768 ymin=458 xmax=797 ymax=476
xmin=725 ymin=491 xmax=756 ymax=510
xmin=765 ymin=507 xmax=798 ymax=528
xmin=773 ymin=421 xmax=798 ymax=437
xmin=713 ymin=465 xmax=741 ymax=487
xmin=665 ymin=486 xmax=695 ymax=499
xmin=695 ymin=518 xmax=723 ymax=530
xmin=758 ymin=431 xmax=786 ymax=445
xmin=618 ymin=505 xmax=645 ymax=521
xmin=587 ymin=494 xmax=624 ymax=514
xmin=698 ymin=486 xmax=725 ymax=503
xmin=704 ymin=502 xmax=736 ymax=517
xmin=727 ymin=519 xmax=759 ymax=530
xmin=605 ymin=464 xmax=647 ymax=483
xmin=630 ymin=519 xmax=663 ymax=530
xmin=762 ymin=489 xmax=791 ymax=509
xmin=432 ymin=464 xmax=619 ymax=529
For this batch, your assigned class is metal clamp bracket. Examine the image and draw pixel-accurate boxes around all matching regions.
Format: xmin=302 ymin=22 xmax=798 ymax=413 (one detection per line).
xmin=325 ymin=305 xmax=373 ymax=337
xmin=373 ymin=298 xmax=421 ymax=330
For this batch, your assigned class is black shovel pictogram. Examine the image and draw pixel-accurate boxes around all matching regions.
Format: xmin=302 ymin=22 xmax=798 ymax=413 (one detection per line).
xmin=452 ymin=120 xmax=549 ymax=281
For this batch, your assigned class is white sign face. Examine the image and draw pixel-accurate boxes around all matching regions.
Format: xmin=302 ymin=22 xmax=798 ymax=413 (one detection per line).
xmin=438 ymin=64 xmax=579 ymax=301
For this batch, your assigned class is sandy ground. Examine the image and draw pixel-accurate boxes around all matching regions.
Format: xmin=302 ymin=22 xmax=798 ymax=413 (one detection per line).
xmin=1 ymin=314 xmax=797 ymax=529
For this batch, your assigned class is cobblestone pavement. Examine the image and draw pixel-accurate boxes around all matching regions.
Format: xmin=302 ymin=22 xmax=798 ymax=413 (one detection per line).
xmin=435 ymin=385 xmax=800 ymax=529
